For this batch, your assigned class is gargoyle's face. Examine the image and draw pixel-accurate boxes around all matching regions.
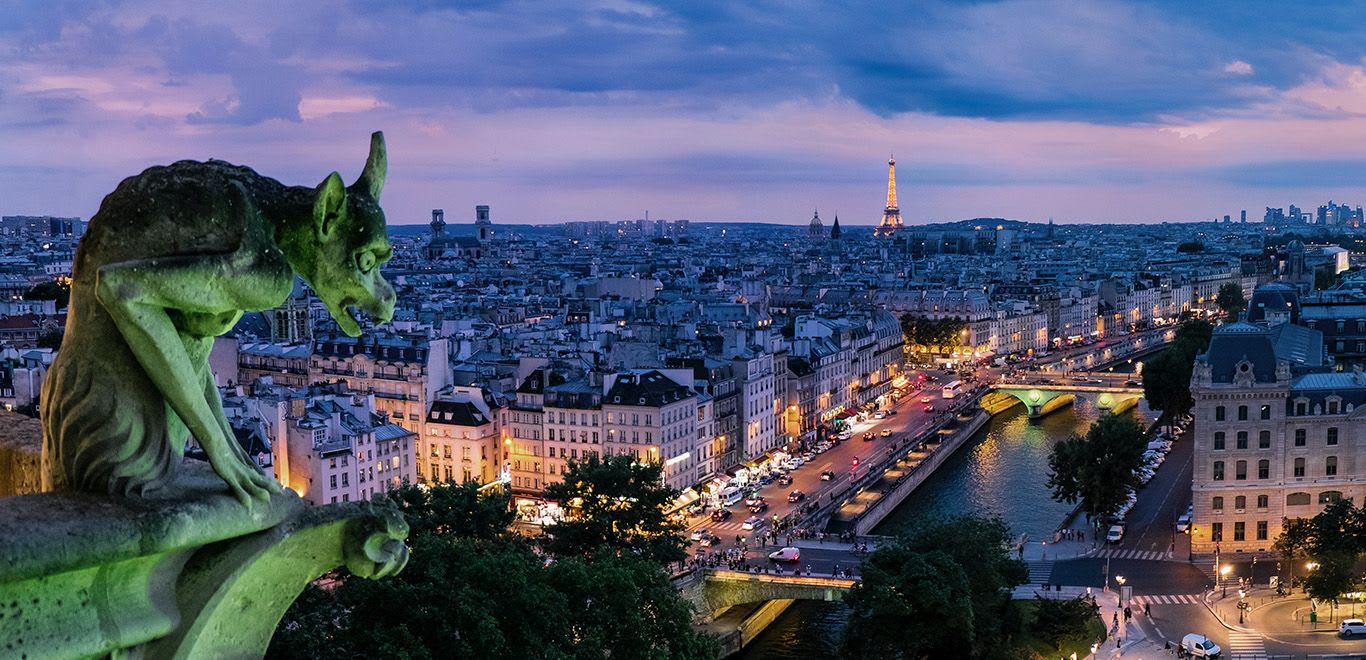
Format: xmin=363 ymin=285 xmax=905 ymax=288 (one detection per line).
xmin=301 ymin=131 xmax=396 ymax=337
xmin=312 ymin=190 xmax=395 ymax=337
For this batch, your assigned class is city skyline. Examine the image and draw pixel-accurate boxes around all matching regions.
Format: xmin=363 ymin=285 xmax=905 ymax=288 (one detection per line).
xmin=9 ymin=2 xmax=1366 ymax=225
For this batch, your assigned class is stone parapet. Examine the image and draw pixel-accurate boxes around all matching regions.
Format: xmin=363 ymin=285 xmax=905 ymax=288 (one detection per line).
xmin=0 ymin=409 xmax=41 ymax=497
xmin=0 ymin=462 xmax=408 ymax=659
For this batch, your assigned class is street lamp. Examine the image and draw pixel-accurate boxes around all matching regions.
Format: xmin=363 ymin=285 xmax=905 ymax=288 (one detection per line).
xmin=1116 ymin=575 xmax=1126 ymax=607
xmin=1221 ymin=564 xmax=1232 ymax=597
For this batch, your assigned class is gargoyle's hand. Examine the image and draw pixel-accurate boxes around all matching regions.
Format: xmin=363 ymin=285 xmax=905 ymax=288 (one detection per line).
xmin=203 ymin=428 xmax=276 ymax=507
xmin=343 ymin=507 xmax=410 ymax=580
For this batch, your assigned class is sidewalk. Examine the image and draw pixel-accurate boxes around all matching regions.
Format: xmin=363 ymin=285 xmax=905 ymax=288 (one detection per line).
xmin=1019 ymin=527 xmax=1101 ymax=561
xmin=1092 ymin=590 xmax=1173 ymax=659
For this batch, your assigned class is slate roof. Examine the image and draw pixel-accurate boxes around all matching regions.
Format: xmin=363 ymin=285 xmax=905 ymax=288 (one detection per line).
xmin=428 ymin=399 xmax=493 ymax=426
xmin=605 ymin=370 xmax=693 ymax=407
xmin=1200 ymin=321 xmax=1324 ymax=383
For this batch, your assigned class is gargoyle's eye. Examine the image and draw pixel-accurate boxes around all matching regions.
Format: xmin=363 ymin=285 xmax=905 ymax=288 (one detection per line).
xmin=357 ymin=250 xmax=376 ymax=274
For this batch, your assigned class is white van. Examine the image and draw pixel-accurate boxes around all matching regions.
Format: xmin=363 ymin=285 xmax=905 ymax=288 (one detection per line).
xmin=1180 ymin=633 xmax=1221 ymax=657
xmin=721 ymin=487 xmax=744 ymax=507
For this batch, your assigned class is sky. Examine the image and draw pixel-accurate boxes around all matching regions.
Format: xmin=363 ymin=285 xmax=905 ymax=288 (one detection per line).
xmin=6 ymin=1 xmax=1366 ymax=226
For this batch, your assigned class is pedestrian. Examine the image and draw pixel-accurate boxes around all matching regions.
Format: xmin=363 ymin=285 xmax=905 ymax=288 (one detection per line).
xmin=1144 ymin=603 xmax=1151 ymax=617
xmin=1124 ymin=605 xmax=1131 ymax=621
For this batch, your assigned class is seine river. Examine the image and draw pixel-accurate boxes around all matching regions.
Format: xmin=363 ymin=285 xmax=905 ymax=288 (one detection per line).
xmin=736 ymin=400 xmax=1150 ymax=658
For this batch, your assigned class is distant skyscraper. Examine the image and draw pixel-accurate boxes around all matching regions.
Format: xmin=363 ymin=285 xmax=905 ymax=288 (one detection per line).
xmin=874 ymin=155 xmax=903 ymax=237
xmin=1240 ymin=209 xmax=1247 ymax=223
xmin=808 ymin=209 xmax=824 ymax=239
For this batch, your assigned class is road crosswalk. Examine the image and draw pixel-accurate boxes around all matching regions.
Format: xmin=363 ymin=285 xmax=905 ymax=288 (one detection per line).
xmin=1094 ymin=548 xmax=1171 ymax=561
xmin=1226 ymin=630 xmax=1267 ymax=659
xmin=1127 ymin=593 xmax=1202 ymax=606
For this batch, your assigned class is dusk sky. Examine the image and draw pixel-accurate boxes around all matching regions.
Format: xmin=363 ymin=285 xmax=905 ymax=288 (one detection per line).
xmin=6 ymin=1 xmax=1366 ymax=226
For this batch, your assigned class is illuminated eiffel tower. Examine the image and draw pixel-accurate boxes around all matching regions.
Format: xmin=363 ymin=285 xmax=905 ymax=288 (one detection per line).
xmin=874 ymin=155 xmax=903 ymax=237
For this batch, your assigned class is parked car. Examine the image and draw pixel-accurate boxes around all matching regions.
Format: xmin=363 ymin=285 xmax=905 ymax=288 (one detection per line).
xmin=1180 ymin=633 xmax=1221 ymax=657
xmin=820 ymin=470 xmax=835 ymax=481
xmin=1175 ymin=511 xmax=1192 ymax=533
xmin=1106 ymin=525 xmax=1125 ymax=544
xmin=768 ymin=547 xmax=801 ymax=562
xmin=788 ymin=490 xmax=806 ymax=503
xmin=742 ymin=516 xmax=765 ymax=531
xmin=777 ymin=475 xmax=793 ymax=486
xmin=1341 ymin=619 xmax=1366 ymax=638
xmin=880 ymin=429 xmax=892 ymax=437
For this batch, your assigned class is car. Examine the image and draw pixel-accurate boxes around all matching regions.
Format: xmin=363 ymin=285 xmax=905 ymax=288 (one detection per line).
xmin=837 ymin=431 xmax=853 ymax=440
xmin=742 ymin=516 xmax=765 ymax=531
xmin=874 ymin=411 xmax=886 ymax=419
xmin=788 ymin=490 xmax=806 ymax=502
xmin=1180 ymin=633 xmax=1221 ymax=657
xmin=820 ymin=470 xmax=835 ymax=481
xmin=863 ymin=432 xmax=875 ymax=441
xmin=1125 ymin=379 xmax=1141 ymax=387
xmin=887 ymin=409 xmax=898 ymax=416
xmin=1106 ymin=525 xmax=1124 ymax=544
xmin=777 ymin=475 xmax=793 ymax=486
xmin=768 ymin=547 xmax=801 ymax=562
xmin=711 ymin=509 xmax=732 ymax=522
xmin=746 ymin=495 xmax=765 ymax=507
xmin=690 ymin=528 xmax=707 ymax=542
xmin=920 ymin=396 xmax=932 ymax=403
xmin=923 ymin=404 xmax=935 ymax=413
xmin=749 ymin=501 xmax=769 ymax=514
xmin=1341 ymin=619 xmax=1366 ymax=638
xmin=698 ymin=534 xmax=716 ymax=548
xmin=880 ymin=429 xmax=892 ymax=437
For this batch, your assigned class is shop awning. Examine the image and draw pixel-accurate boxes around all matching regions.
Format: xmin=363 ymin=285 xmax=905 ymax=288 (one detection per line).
xmin=665 ymin=489 xmax=701 ymax=515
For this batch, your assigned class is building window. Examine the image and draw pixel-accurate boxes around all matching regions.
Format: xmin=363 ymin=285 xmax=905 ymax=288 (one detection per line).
xmin=1320 ymin=491 xmax=1344 ymax=505
xmin=1295 ymin=429 xmax=1306 ymax=446
xmin=1328 ymin=428 xmax=1339 ymax=445
xmin=1213 ymin=432 xmax=1226 ymax=450
xmin=1237 ymin=405 xmax=1248 ymax=421
xmin=1257 ymin=520 xmax=1268 ymax=540
xmin=1258 ymin=459 xmax=1269 ymax=479
xmin=1235 ymin=460 xmax=1247 ymax=480
xmin=1235 ymin=495 xmax=1246 ymax=510
xmin=1260 ymin=404 xmax=1271 ymax=420
xmin=1287 ymin=492 xmax=1311 ymax=506
xmin=1212 ymin=522 xmax=1223 ymax=542
xmin=1233 ymin=522 xmax=1245 ymax=541
xmin=1215 ymin=406 xmax=1226 ymax=421
xmin=1296 ymin=401 xmax=1307 ymax=416
xmin=1213 ymin=461 xmax=1225 ymax=481
xmin=329 ymin=475 xmax=336 ymax=489
xmin=1329 ymin=400 xmax=1340 ymax=414
xmin=1293 ymin=457 xmax=1305 ymax=478
xmin=1259 ymin=430 xmax=1271 ymax=449
xmin=1236 ymin=431 xmax=1248 ymax=449
xmin=1257 ymin=494 xmax=1268 ymax=509
xmin=341 ymin=473 xmax=349 ymax=487
xmin=1327 ymin=456 xmax=1338 ymax=476
xmin=1212 ymin=496 xmax=1224 ymax=511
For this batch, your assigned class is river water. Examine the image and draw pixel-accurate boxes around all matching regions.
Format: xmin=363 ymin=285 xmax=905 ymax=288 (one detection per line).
xmin=736 ymin=400 xmax=1152 ymax=658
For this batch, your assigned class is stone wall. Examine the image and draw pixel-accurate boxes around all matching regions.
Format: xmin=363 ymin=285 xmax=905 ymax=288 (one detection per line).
xmin=0 ymin=409 xmax=42 ymax=497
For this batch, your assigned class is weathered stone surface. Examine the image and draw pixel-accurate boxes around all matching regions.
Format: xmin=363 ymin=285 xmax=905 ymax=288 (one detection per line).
xmin=41 ymin=132 xmax=396 ymax=504
xmin=0 ymin=408 xmax=41 ymax=497
xmin=0 ymin=462 xmax=408 ymax=659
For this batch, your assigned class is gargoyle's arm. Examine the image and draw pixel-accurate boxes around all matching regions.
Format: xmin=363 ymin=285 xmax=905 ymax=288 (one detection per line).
xmin=95 ymin=251 xmax=285 ymax=505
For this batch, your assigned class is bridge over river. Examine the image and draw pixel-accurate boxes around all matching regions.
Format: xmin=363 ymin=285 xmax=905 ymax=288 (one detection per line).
xmin=982 ymin=371 xmax=1145 ymax=419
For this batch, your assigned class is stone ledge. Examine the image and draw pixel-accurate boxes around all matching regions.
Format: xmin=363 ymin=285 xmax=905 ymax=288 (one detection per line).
xmin=0 ymin=408 xmax=42 ymax=497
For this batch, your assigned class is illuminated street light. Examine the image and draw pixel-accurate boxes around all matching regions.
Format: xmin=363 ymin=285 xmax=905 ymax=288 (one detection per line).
xmin=1221 ymin=564 xmax=1232 ymax=597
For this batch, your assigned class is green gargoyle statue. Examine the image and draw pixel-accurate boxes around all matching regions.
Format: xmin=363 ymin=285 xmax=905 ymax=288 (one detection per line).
xmin=41 ymin=132 xmax=396 ymax=505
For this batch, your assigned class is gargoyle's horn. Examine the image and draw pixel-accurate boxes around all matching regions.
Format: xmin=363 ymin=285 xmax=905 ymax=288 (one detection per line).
xmin=355 ymin=131 xmax=386 ymax=200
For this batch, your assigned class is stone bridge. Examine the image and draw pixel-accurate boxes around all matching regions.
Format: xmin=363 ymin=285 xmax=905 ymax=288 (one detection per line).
xmin=674 ymin=569 xmax=856 ymax=621
xmin=982 ymin=372 xmax=1144 ymax=419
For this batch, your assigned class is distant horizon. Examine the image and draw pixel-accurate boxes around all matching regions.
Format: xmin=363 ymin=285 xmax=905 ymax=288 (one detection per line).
xmin=8 ymin=3 xmax=1366 ymax=225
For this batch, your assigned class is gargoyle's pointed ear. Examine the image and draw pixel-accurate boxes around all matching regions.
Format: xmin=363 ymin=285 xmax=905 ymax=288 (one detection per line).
xmin=355 ymin=131 xmax=386 ymax=201
xmin=316 ymin=172 xmax=346 ymax=240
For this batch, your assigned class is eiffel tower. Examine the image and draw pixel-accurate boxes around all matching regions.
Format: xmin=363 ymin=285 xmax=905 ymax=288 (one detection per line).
xmin=874 ymin=155 xmax=903 ymax=237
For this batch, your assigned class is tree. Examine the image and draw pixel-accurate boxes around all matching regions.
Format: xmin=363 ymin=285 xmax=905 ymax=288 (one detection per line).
xmin=36 ymin=327 xmax=63 ymax=350
xmin=1141 ymin=320 xmax=1214 ymax=422
xmin=841 ymin=548 xmax=976 ymax=659
xmin=541 ymin=453 xmax=687 ymax=562
xmin=270 ymin=479 xmax=717 ymax=660
xmin=900 ymin=314 xmax=969 ymax=356
xmin=1046 ymin=415 xmax=1147 ymax=525
xmin=1215 ymin=282 xmax=1246 ymax=320
xmin=1275 ymin=517 xmax=1313 ymax=590
xmin=1298 ymin=499 xmax=1366 ymax=601
xmin=1315 ymin=268 xmax=1335 ymax=291
xmin=1173 ymin=319 xmax=1214 ymax=354
xmin=1031 ymin=596 xmax=1100 ymax=651
xmin=23 ymin=279 xmax=70 ymax=309
xmin=842 ymin=515 xmax=1026 ymax=659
